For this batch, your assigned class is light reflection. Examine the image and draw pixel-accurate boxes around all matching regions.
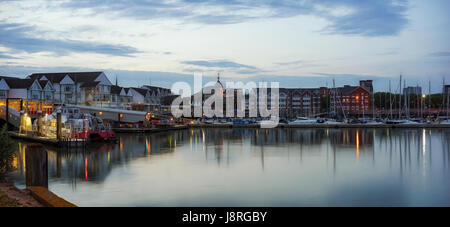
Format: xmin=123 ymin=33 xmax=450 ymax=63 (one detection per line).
xmin=7 ymin=128 xmax=450 ymax=207
xmin=84 ymin=156 xmax=88 ymax=180
xmin=356 ymin=130 xmax=360 ymax=161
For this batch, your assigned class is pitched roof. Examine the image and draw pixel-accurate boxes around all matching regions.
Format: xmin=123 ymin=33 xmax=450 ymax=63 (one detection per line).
xmin=336 ymin=86 xmax=360 ymax=95
xmin=142 ymin=85 xmax=171 ymax=93
xmin=161 ymin=95 xmax=180 ymax=106
xmin=29 ymin=72 xmax=103 ymax=83
xmin=0 ymin=75 xmax=22 ymax=80
xmin=132 ymin=87 xmax=149 ymax=96
xmin=38 ymin=80 xmax=50 ymax=88
xmin=80 ymin=81 xmax=100 ymax=88
xmin=110 ymin=85 xmax=123 ymax=94
xmin=4 ymin=78 xmax=36 ymax=89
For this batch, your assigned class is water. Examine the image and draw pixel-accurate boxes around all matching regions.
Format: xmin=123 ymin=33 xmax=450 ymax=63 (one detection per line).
xmin=7 ymin=128 xmax=450 ymax=207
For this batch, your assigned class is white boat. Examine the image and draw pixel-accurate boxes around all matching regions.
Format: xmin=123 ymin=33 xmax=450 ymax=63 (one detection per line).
xmin=386 ymin=119 xmax=421 ymax=125
xmin=324 ymin=119 xmax=346 ymax=125
xmin=365 ymin=120 xmax=384 ymax=125
xmin=289 ymin=117 xmax=318 ymax=125
xmin=440 ymin=120 xmax=450 ymax=125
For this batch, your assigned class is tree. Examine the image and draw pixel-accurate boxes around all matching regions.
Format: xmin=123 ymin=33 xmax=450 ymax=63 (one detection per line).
xmin=0 ymin=124 xmax=15 ymax=177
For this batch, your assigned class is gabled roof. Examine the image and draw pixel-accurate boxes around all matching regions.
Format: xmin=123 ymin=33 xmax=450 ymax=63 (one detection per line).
xmin=38 ymin=80 xmax=51 ymax=88
xmin=0 ymin=75 xmax=22 ymax=80
xmin=132 ymin=87 xmax=150 ymax=96
xmin=142 ymin=85 xmax=171 ymax=93
xmin=161 ymin=95 xmax=180 ymax=106
xmin=80 ymin=81 xmax=100 ymax=88
xmin=4 ymin=78 xmax=36 ymax=89
xmin=29 ymin=72 xmax=103 ymax=84
xmin=335 ymin=86 xmax=370 ymax=95
xmin=110 ymin=85 xmax=123 ymax=94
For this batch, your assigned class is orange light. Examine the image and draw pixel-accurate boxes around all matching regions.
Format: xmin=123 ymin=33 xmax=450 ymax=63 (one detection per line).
xmin=356 ymin=131 xmax=360 ymax=161
xmin=120 ymin=114 xmax=124 ymax=118
xmin=99 ymin=112 xmax=103 ymax=116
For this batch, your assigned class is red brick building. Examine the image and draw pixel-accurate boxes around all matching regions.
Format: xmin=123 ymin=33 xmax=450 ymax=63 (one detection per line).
xmin=330 ymin=80 xmax=373 ymax=117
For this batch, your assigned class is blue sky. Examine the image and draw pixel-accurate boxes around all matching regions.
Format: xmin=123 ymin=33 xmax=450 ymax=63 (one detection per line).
xmin=0 ymin=0 xmax=449 ymax=92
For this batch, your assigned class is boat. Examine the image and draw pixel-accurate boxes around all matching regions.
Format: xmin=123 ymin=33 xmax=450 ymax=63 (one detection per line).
xmin=289 ymin=117 xmax=318 ymax=125
xmin=365 ymin=120 xmax=384 ymax=125
xmin=33 ymin=106 xmax=117 ymax=142
xmin=385 ymin=119 xmax=420 ymax=125
xmin=440 ymin=119 xmax=450 ymax=125
xmin=324 ymin=119 xmax=346 ymax=125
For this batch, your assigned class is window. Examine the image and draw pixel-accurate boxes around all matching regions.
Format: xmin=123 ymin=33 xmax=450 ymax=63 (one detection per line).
xmin=0 ymin=90 xmax=6 ymax=98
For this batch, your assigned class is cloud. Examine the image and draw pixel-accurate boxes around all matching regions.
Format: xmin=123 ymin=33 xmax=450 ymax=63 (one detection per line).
xmin=0 ymin=52 xmax=21 ymax=59
xmin=61 ymin=0 xmax=410 ymax=37
xmin=0 ymin=23 xmax=140 ymax=57
xmin=181 ymin=60 xmax=258 ymax=70
xmin=429 ymin=51 xmax=450 ymax=57
xmin=275 ymin=60 xmax=325 ymax=69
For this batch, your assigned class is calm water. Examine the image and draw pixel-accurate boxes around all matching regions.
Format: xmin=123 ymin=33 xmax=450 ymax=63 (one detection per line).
xmin=8 ymin=128 xmax=450 ymax=207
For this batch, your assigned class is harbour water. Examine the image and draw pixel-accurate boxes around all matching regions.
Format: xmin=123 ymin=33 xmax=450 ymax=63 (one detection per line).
xmin=7 ymin=128 xmax=450 ymax=207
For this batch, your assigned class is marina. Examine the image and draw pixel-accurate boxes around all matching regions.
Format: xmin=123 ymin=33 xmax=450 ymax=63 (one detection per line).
xmin=6 ymin=127 xmax=450 ymax=207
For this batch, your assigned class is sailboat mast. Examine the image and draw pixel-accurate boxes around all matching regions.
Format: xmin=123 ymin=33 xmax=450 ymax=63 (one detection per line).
xmin=444 ymin=86 xmax=450 ymax=120
xmin=389 ymin=80 xmax=393 ymax=119
xmin=428 ymin=80 xmax=431 ymax=118
xmin=404 ymin=80 xmax=408 ymax=119
xmin=333 ymin=79 xmax=336 ymax=118
xmin=399 ymin=75 xmax=402 ymax=119
xmin=372 ymin=91 xmax=375 ymax=120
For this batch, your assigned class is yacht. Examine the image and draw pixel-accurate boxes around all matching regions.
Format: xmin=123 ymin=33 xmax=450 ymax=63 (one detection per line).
xmin=289 ymin=117 xmax=318 ymax=125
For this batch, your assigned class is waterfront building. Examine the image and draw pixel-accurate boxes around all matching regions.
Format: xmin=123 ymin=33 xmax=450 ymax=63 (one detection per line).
xmin=27 ymin=72 xmax=113 ymax=106
xmin=330 ymin=80 xmax=373 ymax=117
xmin=110 ymin=85 xmax=133 ymax=109
xmin=279 ymin=88 xmax=327 ymax=119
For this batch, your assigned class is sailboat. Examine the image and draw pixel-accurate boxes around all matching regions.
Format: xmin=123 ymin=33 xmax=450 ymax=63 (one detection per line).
xmin=441 ymin=79 xmax=450 ymax=125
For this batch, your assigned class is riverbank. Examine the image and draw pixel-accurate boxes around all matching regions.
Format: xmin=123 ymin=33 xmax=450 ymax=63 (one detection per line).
xmin=0 ymin=182 xmax=43 ymax=207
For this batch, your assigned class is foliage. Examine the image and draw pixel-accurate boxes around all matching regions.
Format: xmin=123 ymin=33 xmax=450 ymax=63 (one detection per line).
xmin=0 ymin=124 xmax=15 ymax=177
xmin=373 ymin=92 xmax=448 ymax=110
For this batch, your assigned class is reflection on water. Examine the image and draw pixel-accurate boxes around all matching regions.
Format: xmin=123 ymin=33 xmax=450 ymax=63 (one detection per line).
xmin=8 ymin=128 xmax=450 ymax=207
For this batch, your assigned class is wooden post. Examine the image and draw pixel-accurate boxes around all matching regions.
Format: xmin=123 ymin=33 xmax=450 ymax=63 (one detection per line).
xmin=5 ymin=98 xmax=9 ymax=131
xmin=57 ymin=110 xmax=62 ymax=140
xmin=19 ymin=110 xmax=24 ymax=135
xmin=37 ymin=110 xmax=42 ymax=136
xmin=25 ymin=144 xmax=48 ymax=189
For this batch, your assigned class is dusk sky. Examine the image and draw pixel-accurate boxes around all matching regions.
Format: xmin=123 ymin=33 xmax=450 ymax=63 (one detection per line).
xmin=0 ymin=0 xmax=449 ymax=92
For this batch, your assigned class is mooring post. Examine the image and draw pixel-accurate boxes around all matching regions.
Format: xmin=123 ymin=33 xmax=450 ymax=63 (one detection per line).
xmin=57 ymin=110 xmax=62 ymax=141
xmin=5 ymin=98 xmax=9 ymax=131
xmin=25 ymin=144 xmax=48 ymax=189
xmin=37 ymin=110 xmax=42 ymax=136
xmin=19 ymin=110 xmax=24 ymax=135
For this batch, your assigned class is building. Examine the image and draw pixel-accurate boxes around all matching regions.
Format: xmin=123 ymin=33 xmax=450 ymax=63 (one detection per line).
xmin=279 ymin=88 xmax=327 ymax=118
xmin=330 ymin=81 xmax=373 ymax=117
xmin=403 ymin=86 xmax=422 ymax=95
xmin=110 ymin=85 xmax=133 ymax=109
xmin=28 ymin=72 xmax=113 ymax=106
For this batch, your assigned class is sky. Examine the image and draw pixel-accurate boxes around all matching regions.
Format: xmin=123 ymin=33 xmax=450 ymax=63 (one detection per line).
xmin=0 ymin=0 xmax=449 ymax=92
